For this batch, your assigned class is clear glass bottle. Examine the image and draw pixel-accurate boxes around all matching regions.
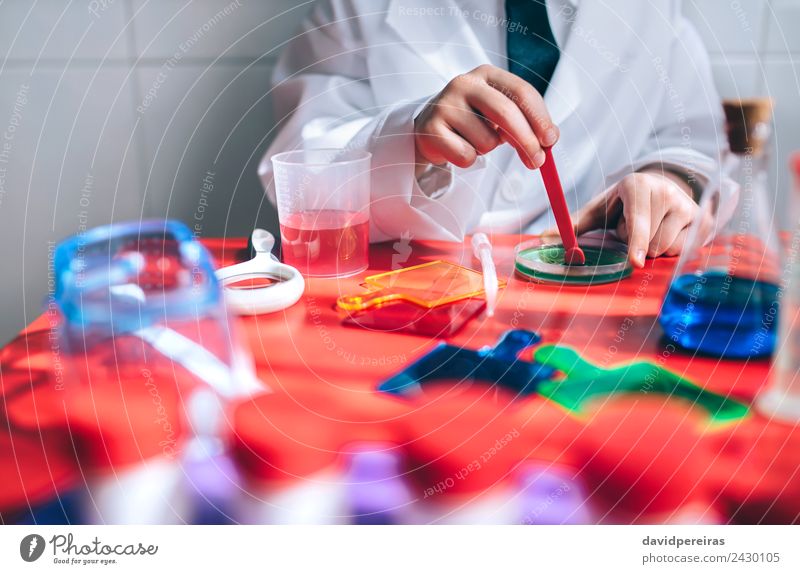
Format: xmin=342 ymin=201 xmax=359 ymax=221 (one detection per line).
xmin=52 ymin=220 xmax=260 ymax=523
xmin=53 ymin=219 xmax=260 ymax=397
xmin=659 ymin=99 xmax=782 ymax=358
xmin=758 ymin=152 xmax=800 ymax=421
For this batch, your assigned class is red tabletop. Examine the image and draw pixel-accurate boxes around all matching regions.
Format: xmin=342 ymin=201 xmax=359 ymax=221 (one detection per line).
xmin=1 ymin=234 xmax=798 ymax=524
xmin=212 ymin=235 xmax=771 ymax=403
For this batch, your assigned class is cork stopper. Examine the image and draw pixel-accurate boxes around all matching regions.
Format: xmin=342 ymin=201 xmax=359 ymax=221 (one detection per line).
xmin=722 ymin=98 xmax=773 ymax=155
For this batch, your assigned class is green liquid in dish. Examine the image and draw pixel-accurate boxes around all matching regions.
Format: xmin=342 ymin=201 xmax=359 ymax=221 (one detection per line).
xmin=515 ymin=245 xmax=632 ymax=285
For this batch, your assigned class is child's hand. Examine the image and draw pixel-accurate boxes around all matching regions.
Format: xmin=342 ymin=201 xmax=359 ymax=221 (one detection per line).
xmin=569 ymin=170 xmax=701 ymax=268
xmin=414 ymin=65 xmax=558 ymax=174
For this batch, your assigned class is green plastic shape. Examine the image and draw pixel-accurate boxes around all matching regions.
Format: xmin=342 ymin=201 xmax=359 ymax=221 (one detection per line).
xmin=533 ymin=344 xmax=749 ymax=424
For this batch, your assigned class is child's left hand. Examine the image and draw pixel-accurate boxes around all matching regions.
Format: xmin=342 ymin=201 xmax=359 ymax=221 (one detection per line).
xmin=566 ymin=169 xmax=699 ymax=268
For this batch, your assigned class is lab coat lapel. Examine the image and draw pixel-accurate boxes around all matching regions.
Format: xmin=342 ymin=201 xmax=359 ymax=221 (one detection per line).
xmin=545 ymin=0 xmax=638 ymax=126
xmin=545 ymin=56 xmax=581 ymax=126
xmin=385 ymin=0 xmax=491 ymax=82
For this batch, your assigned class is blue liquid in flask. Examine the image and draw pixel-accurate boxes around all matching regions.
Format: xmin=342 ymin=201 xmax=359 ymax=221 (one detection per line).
xmin=660 ymin=271 xmax=780 ymax=358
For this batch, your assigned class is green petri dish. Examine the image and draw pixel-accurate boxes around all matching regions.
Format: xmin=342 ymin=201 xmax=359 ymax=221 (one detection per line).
xmin=515 ymin=236 xmax=632 ymax=285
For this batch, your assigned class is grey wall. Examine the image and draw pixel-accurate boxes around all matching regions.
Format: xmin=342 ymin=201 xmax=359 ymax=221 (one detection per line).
xmin=0 ymin=0 xmax=798 ymax=345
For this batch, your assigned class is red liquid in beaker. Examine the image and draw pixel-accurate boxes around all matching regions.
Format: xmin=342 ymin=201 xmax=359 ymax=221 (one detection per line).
xmin=279 ymin=209 xmax=369 ymax=277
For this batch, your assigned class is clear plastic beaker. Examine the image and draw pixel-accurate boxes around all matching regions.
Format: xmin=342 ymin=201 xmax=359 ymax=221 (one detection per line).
xmin=271 ymin=149 xmax=371 ymax=278
xmin=659 ymin=99 xmax=782 ymax=359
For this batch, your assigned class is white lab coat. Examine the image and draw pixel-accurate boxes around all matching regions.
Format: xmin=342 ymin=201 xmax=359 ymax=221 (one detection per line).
xmin=259 ymin=0 xmax=724 ymax=242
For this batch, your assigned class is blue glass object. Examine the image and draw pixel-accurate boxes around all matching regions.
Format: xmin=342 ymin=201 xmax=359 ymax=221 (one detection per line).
xmin=659 ymin=99 xmax=782 ymax=360
xmin=660 ymin=272 xmax=780 ymax=358
xmin=378 ymin=329 xmax=554 ymax=397
xmin=54 ymin=219 xmax=220 ymax=334
xmin=52 ymin=219 xmax=263 ymax=399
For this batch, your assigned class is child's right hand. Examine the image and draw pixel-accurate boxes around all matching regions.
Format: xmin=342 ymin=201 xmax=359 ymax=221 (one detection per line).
xmin=414 ymin=65 xmax=559 ymax=174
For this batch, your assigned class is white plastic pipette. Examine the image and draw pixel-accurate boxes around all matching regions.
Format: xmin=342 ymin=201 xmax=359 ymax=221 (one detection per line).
xmin=471 ymin=233 xmax=498 ymax=317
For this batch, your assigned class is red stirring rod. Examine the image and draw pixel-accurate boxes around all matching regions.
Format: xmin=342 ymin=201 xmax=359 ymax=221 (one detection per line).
xmin=539 ymin=147 xmax=585 ymax=265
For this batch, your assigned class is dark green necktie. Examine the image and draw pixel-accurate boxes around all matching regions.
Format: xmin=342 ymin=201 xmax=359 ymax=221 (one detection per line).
xmin=505 ymin=0 xmax=560 ymax=95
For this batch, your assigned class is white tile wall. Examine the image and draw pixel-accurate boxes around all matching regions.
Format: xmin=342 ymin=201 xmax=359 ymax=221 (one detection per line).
xmin=0 ymin=0 xmax=798 ymax=344
xmin=684 ymin=0 xmax=767 ymax=55
xmin=135 ymin=62 xmax=277 ymax=236
xmin=696 ymin=0 xmax=800 ymax=238
xmin=765 ymin=58 xmax=800 ymax=209
xmin=0 ymin=0 xmax=131 ymax=61
xmin=0 ymin=0 xmax=308 ymax=345
xmin=129 ymin=0 xmax=309 ymax=60
xmin=765 ymin=0 xmax=800 ymax=53
xmin=0 ymin=65 xmax=145 ymax=342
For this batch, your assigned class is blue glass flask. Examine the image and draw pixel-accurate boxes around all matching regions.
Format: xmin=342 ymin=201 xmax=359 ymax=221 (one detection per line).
xmin=660 ymin=99 xmax=781 ymax=359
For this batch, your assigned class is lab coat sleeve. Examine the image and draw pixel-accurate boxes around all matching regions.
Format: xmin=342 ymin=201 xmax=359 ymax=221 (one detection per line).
xmin=605 ymin=12 xmax=725 ymax=194
xmin=258 ymin=0 xmax=482 ymax=243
